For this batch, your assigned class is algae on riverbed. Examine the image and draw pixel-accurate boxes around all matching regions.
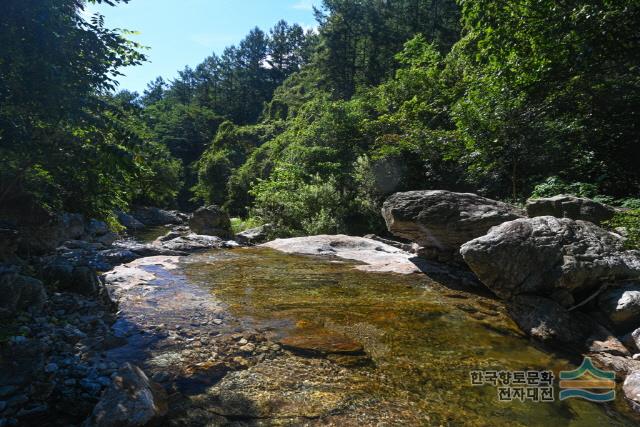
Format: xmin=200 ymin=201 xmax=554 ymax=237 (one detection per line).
xmin=179 ymin=247 xmax=636 ymax=426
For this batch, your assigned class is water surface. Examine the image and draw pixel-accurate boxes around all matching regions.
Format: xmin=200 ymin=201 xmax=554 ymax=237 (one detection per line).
xmin=179 ymin=248 xmax=636 ymax=426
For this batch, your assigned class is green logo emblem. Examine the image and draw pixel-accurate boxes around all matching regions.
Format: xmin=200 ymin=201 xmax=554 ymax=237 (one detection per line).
xmin=559 ymin=357 xmax=616 ymax=402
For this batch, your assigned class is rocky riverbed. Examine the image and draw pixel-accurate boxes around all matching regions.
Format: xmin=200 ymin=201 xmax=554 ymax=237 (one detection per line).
xmin=3 ymin=194 xmax=640 ymax=426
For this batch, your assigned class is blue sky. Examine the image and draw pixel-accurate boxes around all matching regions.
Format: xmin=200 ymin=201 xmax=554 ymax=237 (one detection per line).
xmin=84 ymin=0 xmax=321 ymax=93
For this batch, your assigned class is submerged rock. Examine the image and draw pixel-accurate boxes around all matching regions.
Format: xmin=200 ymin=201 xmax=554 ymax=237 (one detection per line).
xmin=189 ymin=205 xmax=232 ymax=238
xmin=460 ymin=216 xmax=640 ymax=302
xmin=261 ymin=234 xmax=424 ymax=274
xmin=279 ymin=330 xmax=365 ymax=357
xmin=84 ymin=363 xmax=167 ymax=427
xmin=526 ymin=195 xmax=616 ymax=225
xmin=382 ymin=190 xmax=523 ymax=263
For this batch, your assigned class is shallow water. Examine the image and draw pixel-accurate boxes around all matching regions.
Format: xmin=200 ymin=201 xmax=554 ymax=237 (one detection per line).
xmin=179 ymin=247 xmax=636 ymax=426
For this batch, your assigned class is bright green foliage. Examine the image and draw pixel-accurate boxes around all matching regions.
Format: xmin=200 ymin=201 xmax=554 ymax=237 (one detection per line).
xmin=606 ymin=210 xmax=640 ymax=250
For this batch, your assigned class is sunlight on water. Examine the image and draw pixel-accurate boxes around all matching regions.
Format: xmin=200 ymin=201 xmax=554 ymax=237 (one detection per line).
xmin=177 ymin=247 xmax=638 ymax=426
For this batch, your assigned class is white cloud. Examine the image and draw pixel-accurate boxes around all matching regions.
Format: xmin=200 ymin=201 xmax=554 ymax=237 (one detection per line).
xmin=292 ymin=0 xmax=315 ymax=11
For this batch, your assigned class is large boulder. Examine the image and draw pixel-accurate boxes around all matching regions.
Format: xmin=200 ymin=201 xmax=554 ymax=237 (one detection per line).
xmin=132 ymin=206 xmax=183 ymax=226
xmin=189 ymin=205 xmax=232 ymax=238
xmin=17 ymin=212 xmax=86 ymax=255
xmin=116 ymin=211 xmax=145 ymax=230
xmin=0 ymin=273 xmax=47 ymax=318
xmin=526 ymin=195 xmax=616 ymax=225
xmin=39 ymin=259 xmax=113 ymax=307
xmin=382 ymin=190 xmax=523 ymax=263
xmin=235 ymin=224 xmax=272 ymax=245
xmin=84 ymin=363 xmax=167 ymax=427
xmin=598 ymin=282 xmax=640 ymax=331
xmin=460 ymin=216 xmax=640 ymax=303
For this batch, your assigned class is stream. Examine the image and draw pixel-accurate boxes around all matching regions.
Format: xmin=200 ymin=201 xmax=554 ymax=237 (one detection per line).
xmin=103 ymin=242 xmax=638 ymax=426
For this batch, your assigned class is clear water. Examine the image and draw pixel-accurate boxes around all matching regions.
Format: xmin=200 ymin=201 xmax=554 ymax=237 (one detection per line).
xmin=179 ymin=247 xmax=638 ymax=426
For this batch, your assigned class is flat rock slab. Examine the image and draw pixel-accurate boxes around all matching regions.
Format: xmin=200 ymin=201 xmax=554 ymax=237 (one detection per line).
xmin=278 ymin=329 xmax=365 ymax=357
xmin=261 ymin=234 xmax=422 ymax=274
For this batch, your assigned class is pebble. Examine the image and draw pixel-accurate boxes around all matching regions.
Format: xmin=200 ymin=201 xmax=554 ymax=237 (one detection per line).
xmin=0 ymin=387 xmax=17 ymax=398
xmin=64 ymin=379 xmax=76 ymax=386
xmin=79 ymin=379 xmax=101 ymax=394
xmin=45 ymin=363 xmax=59 ymax=373
xmin=6 ymin=395 xmax=28 ymax=408
xmin=212 ymin=319 xmax=223 ymax=325
xmin=239 ymin=343 xmax=256 ymax=353
xmin=96 ymin=377 xmax=111 ymax=387
xmin=238 ymin=338 xmax=248 ymax=345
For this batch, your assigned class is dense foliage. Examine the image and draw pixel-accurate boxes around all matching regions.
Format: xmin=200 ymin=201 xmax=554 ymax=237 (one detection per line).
xmin=0 ymin=0 xmax=181 ymax=223
xmin=3 ymin=0 xmax=638 ymax=236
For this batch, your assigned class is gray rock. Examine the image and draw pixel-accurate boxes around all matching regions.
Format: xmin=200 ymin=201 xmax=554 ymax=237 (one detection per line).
xmin=460 ymin=217 xmax=640 ymax=302
xmin=261 ymin=234 xmax=426 ymax=274
xmin=623 ymin=371 xmax=640 ymax=413
xmin=526 ymin=195 xmax=616 ymax=225
xmin=160 ymin=233 xmax=225 ymax=252
xmin=44 ymin=363 xmax=58 ymax=373
xmin=17 ymin=212 xmax=86 ymax=255
xmin=189 ymin=205 xmax=232 ymax=238
xmin=87 ymin=219 xmax=109 ymax=237
xmin=132 ymin=207 xmax=183 ymax=226
xmin=622 ymin=328 xmax=640 ymax=353
xmin=0 ymin=274 xmax=47 ymax=318
xmin=0 ymin=228 xmax=19 ymax=262
xmin=506 ymin=295 xmax=592 ymax=348
xmin=382 ymin=190 xmax=523 ymax=263
xmin=116 ymin=212 xmax=144 ymax=230
xmin=84 ymin=363 xmax=167 ymax=427
xmin=598 ymin=282 xmax=640 ymax=330
xmin=235 ymin=224 xmax=272 ymax=245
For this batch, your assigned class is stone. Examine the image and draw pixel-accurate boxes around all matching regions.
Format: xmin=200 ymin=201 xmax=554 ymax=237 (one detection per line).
xmin=598 ymin=282 xmax=640 ymax=330
xmin=84 ymin=363 xmax=167 ymax=427
xmin=261 ymin=234 xmax=425 ymax=274
xmin=506 ymin=295 xmax=592 ymax=348
xmin=278 ymin=329 xmax=365 ymax=357
xmin=235 ymin=224 xmax=272 ymax=245
xmin=587 ymin=325 xmax=631 ymax=356
xmin=0 ymin=273 xmax=47 ymax=318
xmin=87 ymin=219 xmax=109 ymax=237
xmin=0 ymin=228 xmax=19 ymax=261
xmin=44 ymin=363 xmax=59 ymax=373
xmin=189 ymin=205 xmax=232 ymax=238
xmin=623 ymin=371 xmax=640 ymax=413
xmin=160 ymin=233 xmax=225 ymax=252
xmin=526 ymin=195 xmax=616 ymax=225
xmin=132 ymin=206 xmax=183 ymax=227
xmin=16 ymin=212 xmax=86 ymax=255
xmin=460 ymin=217 xmax=640 ymax=302
xmin=622 ymin=328 xmax=640 ymax=353
xmin=116 ymin=212 xmax=144 ymax=230
xmin=382 ymin=190 xmax=523 ymax=262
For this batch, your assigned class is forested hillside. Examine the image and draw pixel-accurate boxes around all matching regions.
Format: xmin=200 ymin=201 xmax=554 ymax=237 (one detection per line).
xmin=2 ymin=0 xmax=639 ymax=237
